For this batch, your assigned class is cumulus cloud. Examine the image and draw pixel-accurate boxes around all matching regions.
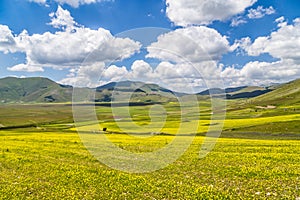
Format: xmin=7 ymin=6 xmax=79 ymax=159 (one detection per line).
xmin=146 ymin=26 xmax=230 ymax=63
xmin=221 ymin=60 xmax=300 ymax=86
xmin=48 ymin=5 xmax=79 ymax=31
xmin=102 ymin=65 xmax=128 ymax=81
xmin=247 ymin=6 xmax=275 ymax=19
xmin=129 ymin=60 xmax=154 ymax=79
xmin=28 ymin=0 xmax=109 ymax=8
xmin=73 ymin=59 xmax=223 ymax=92
xmin=165 ymin=0 xmax=257 ymax=26
xmin=60 ymin=24 xmax=229 ymax=90
xmin=60 ymin=62 xmax=105 ymax=87
xmin=224 ymin=17 xmax=300 ymax=86
xmin=0 ymin=6 xmax=141 ymax=73
xmin=143 ymin=26 xmax=229 ymax=91
xmin=61 ymin=57 xmax=224 ymax=92
xmin=242 ymin=17 xmax=300 ymax=63
xmin=0 ymin=25 xmax=17 ymax=54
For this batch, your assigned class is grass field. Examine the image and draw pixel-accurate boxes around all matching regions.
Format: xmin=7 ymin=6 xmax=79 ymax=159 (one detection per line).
xmin=0 ymin=100 xmax=299 ymax=199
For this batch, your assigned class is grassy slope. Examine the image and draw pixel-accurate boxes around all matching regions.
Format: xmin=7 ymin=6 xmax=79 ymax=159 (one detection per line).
xmin=221 ymin=79 xmax=300 ymax=134
xmin=252 ymin=78 xmax=300 ymax=105
xmin=0 ymin=77 xmax=73 ymax=103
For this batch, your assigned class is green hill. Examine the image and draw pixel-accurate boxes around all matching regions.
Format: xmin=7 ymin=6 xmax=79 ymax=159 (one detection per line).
xmin=198 ymin=86 xmax=271 ymax=99
xmin=252 ymin=79 xmax=300 ymax=105
xmin=95 ymin=80 xmax=183 ymax=102
xmin=0 ymin=78 xmax=181 ymax=103
xmin=0 ymin=77 xmax=73 ymax=103
xmin=1 ymin=77 xmax=299 ymax=104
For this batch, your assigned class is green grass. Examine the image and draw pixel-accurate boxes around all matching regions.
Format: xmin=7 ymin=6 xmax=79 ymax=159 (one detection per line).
xmin=0 ymin=104 xmax=73 ymax=127
xmin=70 ymin=101 xmax=300 ymax=135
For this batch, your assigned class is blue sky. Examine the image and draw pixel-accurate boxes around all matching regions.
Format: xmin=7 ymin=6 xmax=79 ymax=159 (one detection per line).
xmin=0 ymin=0 xmax=300 ymax=91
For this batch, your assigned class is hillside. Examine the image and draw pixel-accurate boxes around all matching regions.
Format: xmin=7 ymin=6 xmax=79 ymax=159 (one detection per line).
xmin=1 ymin=77 xmax=299 ymax=104
xmin=97 ymin=81 xmax=185 ymax=96
xmin=0 ymin=78 xmax=180 ymax=103
xmin=0 ymin=77 xmax=73 ymax=103
xmin=94 ymin=80 xmax=185 ymax=102
xmin=252 ymin=78 xmax=300 ymax=105
xmin=198 ymin=85 xmax=271 ymax=99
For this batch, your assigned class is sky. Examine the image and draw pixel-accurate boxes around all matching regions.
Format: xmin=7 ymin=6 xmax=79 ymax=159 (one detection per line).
xmin=0 ymin=0 xmax=300 ymax=92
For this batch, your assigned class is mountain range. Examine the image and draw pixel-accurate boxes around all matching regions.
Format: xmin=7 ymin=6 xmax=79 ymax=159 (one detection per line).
xmin=0 ymin=76 xmax=299 ymax=104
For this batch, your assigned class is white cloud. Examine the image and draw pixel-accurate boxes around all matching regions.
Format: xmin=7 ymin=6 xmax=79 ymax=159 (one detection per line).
xmin=129 ymin=60 xmax=153 ymax=79
xmin=1 ymin=6 xmax=141 ymax=73
xmin=247 ymin=6 xmax=275 ymax=19
xmin=0 ymin=25 xmax=17 ymax=54
xmin=275 ymin=16 xmax=285 ymax=23
xmin=146 ymin=26 xmax=230 ymax=63
xmin=48 ymin=5 xmax=79 ymax=31
xmin=165 ymin=0 xmax=257 ymax=26
xmin=59 ymin=62 xmax=105 ymax=87
xmin=224 ymin=17 xmax=300 ymax=86
xmin=230 ymin=6 xmax=275 ymax=27
xmin=77 ymin=60 xmax=224 ymax=93
xmin=230 ymin=16 xmax=247 ymax=27
xmin=275 ymin=16 xmax=287 ymax=28
xmin=7 ymin=63 xmax=44 ymax=72
xmin=28 ymin=0 xmax=46 ymax=4
xmin=28 ymin=0 xmax=109 ymax=8
xmin=102 ymin=65 xmax=128 ymax=82
xmin=221 ymin=60 xmax=300 ymax=86
xmin=231 ymin=37 xmax=252 ymax=54
xmin=154 ymin=61 xmax=222 ymax=82
xmin=243 ymin=17 xmax=300 ymax=63
xmin=60 ymin=63 xmax=132 ymax=87
xmin=144 ymin=26 xmax=228 ymax=91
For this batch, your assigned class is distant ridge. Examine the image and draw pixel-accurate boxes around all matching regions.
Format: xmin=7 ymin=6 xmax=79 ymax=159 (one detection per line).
xmin=0 ymin=78 xmax=182 ymax=103
xmin=96 ymin=80 xmax=184 ymax=95
xmin=94 ymin=80 xmax=186 ymax=102
xmin=197 ymin=85 xmax=272 ymax=99
xmin=0 ymin=77 xmax=299 ymax=103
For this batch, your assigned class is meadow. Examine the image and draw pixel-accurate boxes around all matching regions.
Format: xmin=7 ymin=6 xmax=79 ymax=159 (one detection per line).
xmin=0 ymin=100 xmax=299 ymax=199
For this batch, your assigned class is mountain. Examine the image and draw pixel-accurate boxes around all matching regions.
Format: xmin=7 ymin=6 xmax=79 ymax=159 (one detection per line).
xmin=198 ymin=88 xmax=225 ymax=95
xmin=0 ymin=78 xmax=182 ymax=103
xmin=0 ymin=77 xmax=73 ymax=103
xmin=252 ymin=78 xmax=300 ymax=105
xmin=96 ymin=80 xmax=184 ymax=95
xmin=0 ymin=77 xmax=299 ymax=104
xmin=198 ymin=85 xmax=272 ymax=99
xmin=95 ymin=80 xmax=184 ymax=102
xmin=226 ymin=86 xmax=272 ymax=99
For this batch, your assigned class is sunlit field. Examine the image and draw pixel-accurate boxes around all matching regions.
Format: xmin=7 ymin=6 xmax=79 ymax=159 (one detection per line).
xmin=0 ymin=101 xmax=299 ymax=199
xmin=0 ymin=130 xmax=299 ymax=199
